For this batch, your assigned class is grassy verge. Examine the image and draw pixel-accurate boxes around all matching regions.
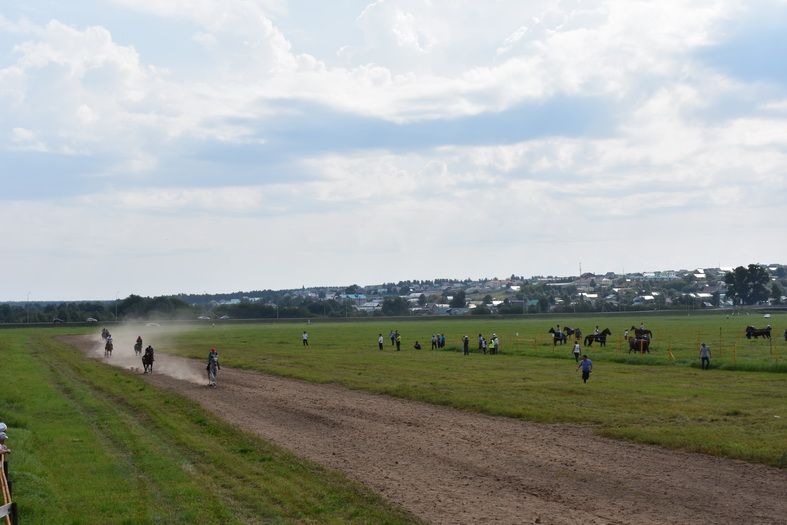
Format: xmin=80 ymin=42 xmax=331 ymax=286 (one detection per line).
xmin=0 ymin=329 xmax=419 ymax=525
xmin=158 ymin=320 xmax=787 ymax=467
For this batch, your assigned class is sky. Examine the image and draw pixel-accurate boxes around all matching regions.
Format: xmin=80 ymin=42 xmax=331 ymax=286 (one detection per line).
xmin=1 ymin=0 xmax=786 ymax=301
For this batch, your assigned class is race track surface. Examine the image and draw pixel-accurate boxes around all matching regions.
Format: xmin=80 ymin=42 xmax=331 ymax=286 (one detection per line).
xmin=66 ymin=336 xmax=787 ymax=525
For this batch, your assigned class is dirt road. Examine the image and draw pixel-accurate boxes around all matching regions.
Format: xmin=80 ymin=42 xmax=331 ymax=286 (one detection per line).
xmin=67 ymin=336 xmax=787 ymax=524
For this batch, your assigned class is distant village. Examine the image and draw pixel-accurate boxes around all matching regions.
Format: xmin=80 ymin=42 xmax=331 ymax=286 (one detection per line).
xmin=187 ymin=264 xmax=787 ymax=318
xmin=3 ymin=264 xmax=785 ymax=324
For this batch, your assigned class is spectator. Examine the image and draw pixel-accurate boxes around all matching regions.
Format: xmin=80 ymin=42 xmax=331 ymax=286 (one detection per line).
xmin=577 ymin=355 xmax=593 ymax=384
xmin=699 ymin=343 xmax=711 ymax=370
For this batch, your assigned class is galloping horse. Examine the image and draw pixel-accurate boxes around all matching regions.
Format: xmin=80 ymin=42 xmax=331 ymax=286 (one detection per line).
xmin=584 ymin=328 xmax=611 ymax=347
xmin=134 ymin=338 xmax=143 ymax=356
xmin=564 ymin=327 xmax=582 ymax=341
xmin=142 ymin=346 xmax=155 ymax=374
xmin=745 ymin=326 xmax=771 ymax=340
xmin=104 ymin=339 xmax=113 ymax=357
xmin=548 ymin=327 xmax=567 ymax=345
xmin=628 ymin=336 xmax=651 ymax=353
xmin=630 ymin=326 xmax=653 ymax=339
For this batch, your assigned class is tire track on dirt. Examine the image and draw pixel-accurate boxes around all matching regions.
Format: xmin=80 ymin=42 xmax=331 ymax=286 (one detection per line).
xmin=64 ymin=336 xmax=787 ymax=525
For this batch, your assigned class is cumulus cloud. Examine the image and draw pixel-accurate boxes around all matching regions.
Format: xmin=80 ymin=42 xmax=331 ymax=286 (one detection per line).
xmin=1 ymin=0 xmax=786 ymax=299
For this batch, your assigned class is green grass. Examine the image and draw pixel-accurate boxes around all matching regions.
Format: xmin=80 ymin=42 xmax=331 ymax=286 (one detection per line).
xmin=153 ymin=314 xmax=787 ymax=467
xmin=0 ymin=329 xmax=419 ymax=525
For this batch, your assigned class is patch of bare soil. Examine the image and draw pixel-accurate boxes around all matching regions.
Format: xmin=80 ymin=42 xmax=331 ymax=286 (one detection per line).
xmin=64 ymin=335 xmax=787 ymax=525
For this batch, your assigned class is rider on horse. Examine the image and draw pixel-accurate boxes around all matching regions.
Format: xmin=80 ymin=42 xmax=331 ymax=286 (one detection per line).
xmin=142 ymin=345 xmax=155 ymax=373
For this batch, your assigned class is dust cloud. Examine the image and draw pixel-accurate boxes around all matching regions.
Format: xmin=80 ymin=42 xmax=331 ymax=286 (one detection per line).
xmin=90 ymin=323 xmax=207 ymax=385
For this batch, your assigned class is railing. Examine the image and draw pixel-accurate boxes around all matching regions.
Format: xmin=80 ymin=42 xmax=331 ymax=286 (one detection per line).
xmin=0 ymin=423 xmax=17 ymax=525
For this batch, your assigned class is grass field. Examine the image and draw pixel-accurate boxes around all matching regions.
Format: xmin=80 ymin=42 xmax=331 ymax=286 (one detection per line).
xmin=150 ymin=313 xmax=787 ymax=467
xmin=2 ymin=313 xmax=785 ymax=522
xmin=0 ymin=329 xmax=419 ymax=525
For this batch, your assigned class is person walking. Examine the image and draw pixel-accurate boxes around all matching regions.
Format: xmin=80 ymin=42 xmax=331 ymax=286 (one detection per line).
xmin=302 ymin=331 xmax=309 ymax=346
xmin=481 ymin=337 xmax=487 ymax=354
xmin=463 ymin=335 xmax=469 ymax=356
xmin=378 ymin=333 xmax=384 ymax=351
xmin=577 ymin=355 xmax=592 ymax=384
xmin=699 ymin=343 xmax=711 ymax=370
xmin=207 ymin=347 xmax=221 ymax=387
xmin=573 ymin=341 xmax=581 ymax=362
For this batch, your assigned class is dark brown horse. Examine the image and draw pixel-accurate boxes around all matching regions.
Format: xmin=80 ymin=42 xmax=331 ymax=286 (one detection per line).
xmin=142 ymin=346 xmax=155 ymax=373
xmin=745 ymin=326 xmax=771 ymax=339
xmin=628 ymin=336 xmax=650 ymax=353
xmin=549 ymin=327 xmax=567 ymax=345
xmin=564 ymin=326 xmax=582 ymax=341
xmin=584 ymin=328 xmax=611 ymax=347
xmin=630 ymin=326 xmax=653 ymax=339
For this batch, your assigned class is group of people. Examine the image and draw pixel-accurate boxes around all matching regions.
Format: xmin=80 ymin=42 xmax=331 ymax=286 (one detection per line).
xmin=478 ymin=333 xmax=500 ymax=354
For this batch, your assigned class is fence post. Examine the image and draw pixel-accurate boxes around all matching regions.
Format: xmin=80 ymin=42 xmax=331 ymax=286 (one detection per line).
xmin=719 ymin=327 xmax=722 ymax=358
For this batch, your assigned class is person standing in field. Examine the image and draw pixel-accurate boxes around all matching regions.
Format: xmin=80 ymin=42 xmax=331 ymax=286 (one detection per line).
xmin=488 ymin=335 xmax=496 ymax=355
xmin=577 ymin=355 xmax=592 ymax=384
xmin=477 ymin=333 xmax=483 ymax=352
xmin=395 ymin=332 xmax=401 ymax=351
xmin=463 ymin=335 xmax=469 ymax=356
xmin=302 ymin=331 xmax=309 ymax=346
xmin=431 ymin=334 xmax=437 ymax=350
xmin=207 ymin=347 xmax=221 ymax=387
xmin=493 ymin=334 xmax=500 ymax=354
xmin=481 ymin=336 xmax=487 ymax=354
xmin=699 ymin=343 xmax=711 ymax=370
xmin=573 ymin=341 xmax=581 ymax=362
xmin=378 ymin=333 xmax=384 ymax=351
xmin=390 ymin=330 xmax=396 ymax=346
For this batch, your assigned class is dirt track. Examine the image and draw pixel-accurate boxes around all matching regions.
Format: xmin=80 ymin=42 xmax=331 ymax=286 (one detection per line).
xmin=67 ymin=336 xmax=787 ymax=524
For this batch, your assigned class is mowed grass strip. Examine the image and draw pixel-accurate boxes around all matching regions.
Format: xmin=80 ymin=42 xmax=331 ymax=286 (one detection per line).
xmin=159 ymin=318 xmax=787 ymax=467
xmin=0 ymin=329 xmax=419 ymax=525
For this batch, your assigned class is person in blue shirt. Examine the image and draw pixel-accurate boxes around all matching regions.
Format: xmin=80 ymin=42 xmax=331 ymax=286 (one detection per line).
xmin=577 ymin=355 xmax=592 ymax=383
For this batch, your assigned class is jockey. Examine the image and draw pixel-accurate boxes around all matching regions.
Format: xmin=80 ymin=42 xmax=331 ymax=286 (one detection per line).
xmin=207 ymin=347 xmax=220 ymax=387
xmin=594 ymin=326 xmax=599 ymax=335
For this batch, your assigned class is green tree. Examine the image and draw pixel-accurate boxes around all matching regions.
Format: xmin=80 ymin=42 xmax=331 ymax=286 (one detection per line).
xmin=381 ymin=297 xmax=410 ymax=316
xmin=772 ymin=282 xmax=784 ymax=304
xmin=417 ymin=294 xmax=427 ymax=306
xmin=449 ymin=290 xmax=466 ymax=308
xmin=724 ymin=264 xmax=770 ymax=305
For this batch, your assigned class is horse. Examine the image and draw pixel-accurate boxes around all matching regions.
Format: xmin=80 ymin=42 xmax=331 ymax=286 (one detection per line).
xmin=134 ymin=340 xmax=143 ymax=356
xmin=101 ymin=328 xmax=110 ymax=340
xmin=548 ymin=327 xmax=567 ymax=345
xmin=142 ymin=348 xmax=154 ymax=374
xmin=745 ymin=326 xmax=771 ymax=340
xmin=628 ymin=336 xmax=650 ymax=354
xmin=584 ymin=328 xmax=611 ymax=347
xmin=564 ymin=327 xmax=582 ymax=341
xmin=104 ymin=340 xmax=113 ymax=357
xmin=630 ymin=326 xmax=653 ymax=339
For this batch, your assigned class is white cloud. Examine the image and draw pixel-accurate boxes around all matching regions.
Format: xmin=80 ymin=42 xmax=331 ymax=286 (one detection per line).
xmin=1 ymin=1 xmax=786 ymax=299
